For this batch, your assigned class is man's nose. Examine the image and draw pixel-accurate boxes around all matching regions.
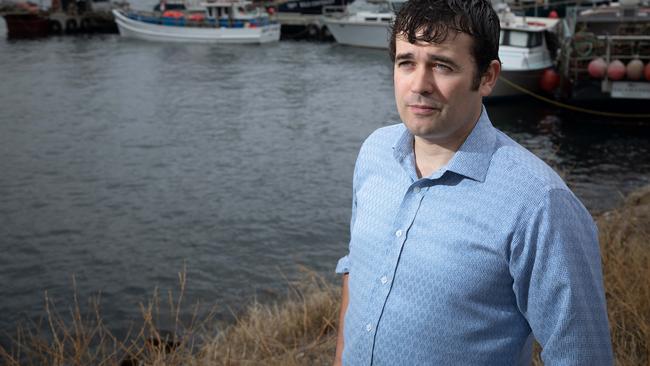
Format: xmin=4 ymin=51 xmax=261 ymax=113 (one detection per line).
xmin=410 ymin=66 xmax=435 ymax=95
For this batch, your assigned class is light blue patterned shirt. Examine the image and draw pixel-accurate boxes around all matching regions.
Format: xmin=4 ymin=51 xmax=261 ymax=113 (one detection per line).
xmin=336 ymin=107 xmax=613 ymax=365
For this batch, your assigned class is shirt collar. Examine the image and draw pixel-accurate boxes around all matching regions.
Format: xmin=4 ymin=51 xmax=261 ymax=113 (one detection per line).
xmin=392 ymin=106 xmax=497 ymax=183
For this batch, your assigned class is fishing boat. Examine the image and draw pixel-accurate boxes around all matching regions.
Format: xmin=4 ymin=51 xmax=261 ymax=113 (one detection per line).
xmin=491 ymin=8 xmax=561 ymax=98
xmin=556 ymin=0 xmax=650 ymax=109
xmin=112 ymin=0 xmax=280 ymax=43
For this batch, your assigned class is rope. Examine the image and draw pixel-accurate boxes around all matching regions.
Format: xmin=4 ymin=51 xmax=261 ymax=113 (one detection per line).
xmin=497 ymin=76 xmax=650 ymax=119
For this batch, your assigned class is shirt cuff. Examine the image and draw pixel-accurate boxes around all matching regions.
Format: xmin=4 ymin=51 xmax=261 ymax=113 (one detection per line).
xmin=335 ymin=255 xmax=350 ymax=274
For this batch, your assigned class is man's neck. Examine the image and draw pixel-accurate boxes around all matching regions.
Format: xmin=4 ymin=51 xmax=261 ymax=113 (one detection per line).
xmin=413 ymin=139 xmax=455 ymax=178
xmin=413 ymin=118 xmax=480 ymax=179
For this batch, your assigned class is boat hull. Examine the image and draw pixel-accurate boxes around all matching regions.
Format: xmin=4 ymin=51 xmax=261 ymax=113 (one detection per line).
xmin=490 ymin=68 xmax=547 ymax=99
xmin=112 ymin=9 xmax=280 ymax=44
xmin=2 ymin=13 xmax=49 ymax=38
xmin=323 ymin=18 xmax=389 ymax=49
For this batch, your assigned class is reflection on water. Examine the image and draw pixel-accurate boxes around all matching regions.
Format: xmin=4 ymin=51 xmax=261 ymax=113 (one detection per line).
xmin=0 ymin=35 xmax=648 ymax=338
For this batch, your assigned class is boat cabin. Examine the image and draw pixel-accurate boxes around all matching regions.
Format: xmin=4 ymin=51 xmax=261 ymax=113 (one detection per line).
xmin=500 ymin=16 xmax=560 ymax=52
xmin=201 ymin=0 xmax=263 ymax=23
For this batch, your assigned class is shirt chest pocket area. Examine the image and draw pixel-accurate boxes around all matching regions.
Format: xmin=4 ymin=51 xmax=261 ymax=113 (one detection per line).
xmin=396 ymin=222 xmax=514 ymax=306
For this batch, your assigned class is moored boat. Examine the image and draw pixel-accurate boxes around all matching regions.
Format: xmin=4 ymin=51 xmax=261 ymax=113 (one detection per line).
xmin=556 ymin=1 xmax=650 ymax=109
xmin=491 ymin=8 xmax=561 ymax=98
xmin=322 ymin=0 xmax=402 ymax=48
xmin=113 ymin=0 xmax=280 ymax=43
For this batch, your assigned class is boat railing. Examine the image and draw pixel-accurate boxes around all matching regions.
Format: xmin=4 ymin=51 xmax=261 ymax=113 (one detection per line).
xmin=126 ymin=9 xmax=271 ymax=27
xmin=561 ymin=32 xmax=650 ymax=84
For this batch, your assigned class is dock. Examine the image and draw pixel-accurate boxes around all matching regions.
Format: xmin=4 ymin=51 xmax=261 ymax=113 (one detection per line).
xmin=274 ymin=12 xmax=333 ymax=40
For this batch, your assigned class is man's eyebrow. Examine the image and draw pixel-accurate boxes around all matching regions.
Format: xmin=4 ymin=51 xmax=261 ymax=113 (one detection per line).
xmin=395 ymin=52 xmax=461 ymax=69
xmin=395 ymin=52 xmax=414 ymax=62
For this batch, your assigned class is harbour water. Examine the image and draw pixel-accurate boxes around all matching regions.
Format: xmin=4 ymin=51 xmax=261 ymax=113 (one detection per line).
xmin=1 ymin=30 xmax=649 ymax=338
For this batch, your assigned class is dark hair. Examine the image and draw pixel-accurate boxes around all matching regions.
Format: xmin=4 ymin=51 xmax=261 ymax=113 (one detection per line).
xmin=389 ymin=0 xmax=500 ymax=89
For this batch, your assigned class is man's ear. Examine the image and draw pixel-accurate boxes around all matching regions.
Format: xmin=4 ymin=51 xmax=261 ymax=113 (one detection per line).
xmin=479 ymin=60 xmax=501 ymax=97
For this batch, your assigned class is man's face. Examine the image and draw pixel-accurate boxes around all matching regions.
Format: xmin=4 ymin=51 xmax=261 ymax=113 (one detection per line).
xmin=393 ymin=32 xmax=495 ymax=144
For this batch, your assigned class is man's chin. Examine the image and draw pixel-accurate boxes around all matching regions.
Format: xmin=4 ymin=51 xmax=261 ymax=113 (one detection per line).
xmin=405 ymin=124 xmax=439 ymax=139
xmin=404 ymin=117 xmax=439 ymax=132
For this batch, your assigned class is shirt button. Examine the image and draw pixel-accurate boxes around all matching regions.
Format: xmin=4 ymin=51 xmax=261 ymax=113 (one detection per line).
xmin=395 ymin=229 xmax=403 ymax=237
xmin=413 ymin=186 xmax=421 ymax=193
xmin=380 ymin=276 xmax=388 ymax=284
xmin=366 ymin=323 xmax=373 ymax=332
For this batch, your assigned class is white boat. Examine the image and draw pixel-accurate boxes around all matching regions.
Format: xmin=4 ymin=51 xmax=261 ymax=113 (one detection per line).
xmin=492 ymin=11 xmax=560 ymax=98
xmin=112 ymin=1 xmax=280 ymax=44
xmin=322 ymin=0 xmax=402 ymax=49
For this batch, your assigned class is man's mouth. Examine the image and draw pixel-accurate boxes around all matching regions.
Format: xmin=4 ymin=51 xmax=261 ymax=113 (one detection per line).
xmin=408 ymin=104 xmax=440 ymax=114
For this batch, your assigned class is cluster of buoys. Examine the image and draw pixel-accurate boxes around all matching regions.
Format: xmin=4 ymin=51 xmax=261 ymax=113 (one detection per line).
xmin=587 ymin=57 xmax=650 ymax=81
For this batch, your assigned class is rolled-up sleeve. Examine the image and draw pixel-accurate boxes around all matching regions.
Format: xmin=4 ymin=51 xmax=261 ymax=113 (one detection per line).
xmin=510 ymin=188 xmax=613 ymax=365
xmin=335 ymin=255 xmax=350 ymax=274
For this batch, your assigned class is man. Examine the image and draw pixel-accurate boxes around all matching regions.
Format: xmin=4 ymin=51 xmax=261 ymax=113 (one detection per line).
xmin=333 ymin=0 xmax=613 ymax=365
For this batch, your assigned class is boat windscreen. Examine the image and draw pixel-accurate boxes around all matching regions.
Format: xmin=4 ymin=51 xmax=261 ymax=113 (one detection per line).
xmin=501 ymin=30 xmax=543 ymax=48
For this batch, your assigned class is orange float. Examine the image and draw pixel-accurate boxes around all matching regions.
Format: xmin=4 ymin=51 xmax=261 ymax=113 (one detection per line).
xmin=607 ymin=59 xmax=626 ymax=80
xmin=587 ymin=58 xmax=607 ymax=79
xmin=626 ymin=59 xmax=644 ymax=80
xmin=539 ymin=69 xmax=560 ymax=93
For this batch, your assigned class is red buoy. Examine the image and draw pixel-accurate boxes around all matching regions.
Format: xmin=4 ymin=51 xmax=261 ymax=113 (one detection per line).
xmin=539 ymin=69 xmax=560 ymax=93
xmin=626 ymin=59 xmax=644 ymax=81
xmin=548 ymin=10 xmax=559 ymax=19
xmin=587 ymin=58 xmax=607 ymax=79
xmin=644 ymin=62 xmax=650 ymax=81
xmin=607 ymin=59 xmax=626 ymax=80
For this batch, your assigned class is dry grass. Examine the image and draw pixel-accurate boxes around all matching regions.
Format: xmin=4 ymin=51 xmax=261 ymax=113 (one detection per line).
xmin=0 ymin=267 xmax=211 ymax=366
xmin=596 ymin=186 xmax=650 ymax=365
xmin=2 ymin=187 xmax=649 ymax=365
xmin=199 ymin=268 xmax=339 ymax=366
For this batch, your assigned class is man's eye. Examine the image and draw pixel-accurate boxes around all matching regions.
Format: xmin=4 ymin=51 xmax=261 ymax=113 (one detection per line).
xmin=433 ymin=63 xmax=452 ymax=72
xmin=397 ymin=61 xmax=415 ymax=68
